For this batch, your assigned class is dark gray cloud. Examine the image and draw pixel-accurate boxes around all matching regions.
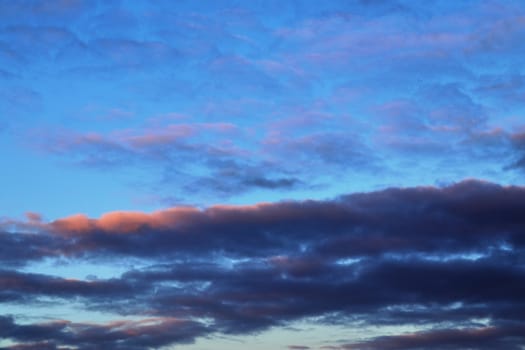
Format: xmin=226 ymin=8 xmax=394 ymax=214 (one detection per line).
xmin=2 ymin=179 xmax=525 ymax=262
xmin=336 ymin=324 xmax=525 ymax=350
xmin=1 ymin=180 xmax=525 ymax=349
xmin=0 ymin=231 xmax=60 ymax=267
xmin=0 ymin=315 xmax=207 ymax=350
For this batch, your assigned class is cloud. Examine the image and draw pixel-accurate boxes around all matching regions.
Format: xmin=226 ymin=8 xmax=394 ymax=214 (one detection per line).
xmin=42 ymin=180 xmax=525 ymax=258
xmin=0 ymin=269 xmax=137 ymax=302
xmin=337 ymin=325 xmax=525 ymax=350
xmin=24 ymin=212 xmax=43 ymax=223
xmin=2 ymin=179 xmax=525 ymax=261
xmin=241 ymin=176 xmax=301 ymax=189
xmin=9 ymin=0 xmax=525 ymax=205
xmin=474 ymin=73 xmax=525 ymax=106
xmin=0 ymin=86 xmax=41 ymax=117
xmin=2 ymin=180 xmax=525 ymax=348
xmin=35 ymin=122 xmax=240 ymax=169
xmin=0 ymin=0 xmax=91 ymax=27
xmin=0 ymin=316 xmax=207 ymax=350
xmin=87 ymin=38 xmax=180 ymax=67
xmin=0 ymin=231 xmax=60 ymax=267
xmin=33 ymin=121 xmax=315 ymax=198
xmin=0 ymin=26 xmax=80 ymax=62
xmin=507 ymin=131 xmax=525 ymax=170
xmin=372 ymin=84 xmax=489 ymax=158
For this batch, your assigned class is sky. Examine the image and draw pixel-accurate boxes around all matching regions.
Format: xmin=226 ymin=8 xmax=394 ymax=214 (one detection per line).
xmin=1 ymin=0 xmax=525 ymax=349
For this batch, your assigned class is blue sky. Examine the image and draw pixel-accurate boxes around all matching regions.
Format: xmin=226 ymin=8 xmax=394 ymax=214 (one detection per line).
xmin=1 ymin=1 xmax=525 ymax=349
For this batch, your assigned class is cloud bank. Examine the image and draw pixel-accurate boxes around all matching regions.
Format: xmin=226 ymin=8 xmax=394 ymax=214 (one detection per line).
xmin=1 ymin=180 xmax=524 ymax=349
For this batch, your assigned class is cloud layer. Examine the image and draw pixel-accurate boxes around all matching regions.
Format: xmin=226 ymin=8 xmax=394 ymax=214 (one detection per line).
xmin=1 ymin=180 xmax=525 ymax=349
xmin=3 ymin=0 xmax=525 ymax=209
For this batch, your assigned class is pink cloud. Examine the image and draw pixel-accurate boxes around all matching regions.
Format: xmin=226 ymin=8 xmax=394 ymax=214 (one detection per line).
xmin=25 ymin=212 xmax=43 ymax=223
